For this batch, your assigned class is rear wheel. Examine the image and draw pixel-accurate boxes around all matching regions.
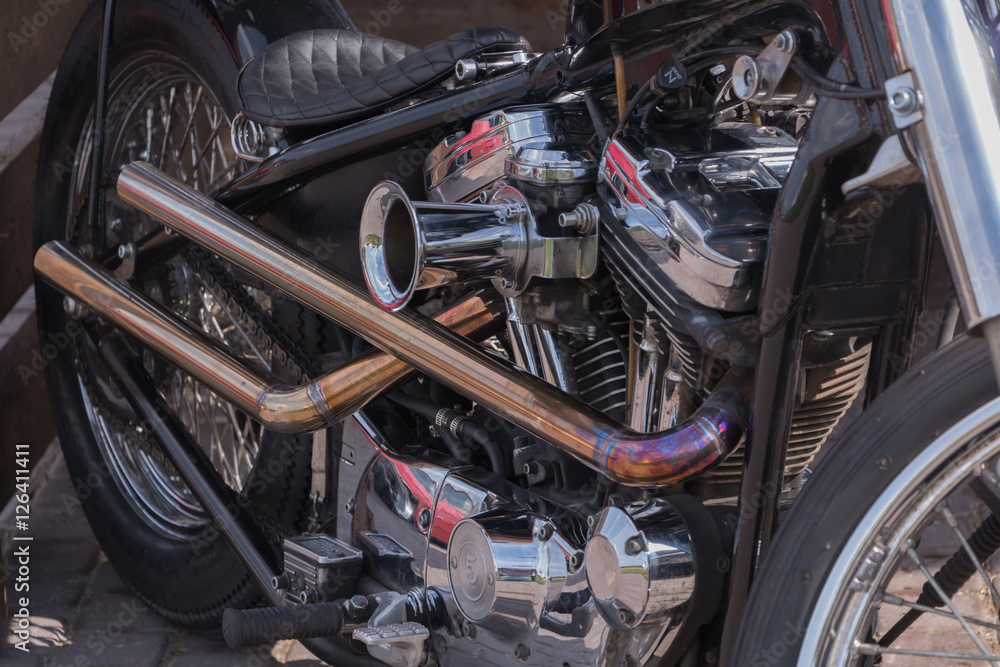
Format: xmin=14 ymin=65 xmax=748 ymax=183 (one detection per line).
xmin=34 ymin=0 xmax=314 ymax=629
xmin=734 ymin=334 xmax=1000 ymax=665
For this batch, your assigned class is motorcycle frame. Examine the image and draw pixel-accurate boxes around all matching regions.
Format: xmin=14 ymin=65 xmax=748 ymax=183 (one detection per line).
xmin=79 ymin=0 xmax=1000 ymax=663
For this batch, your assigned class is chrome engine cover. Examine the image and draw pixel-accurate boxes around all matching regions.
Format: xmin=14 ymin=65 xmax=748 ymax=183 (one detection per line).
xmin=342 ymin=417 xmax=719 ymax=667
xmin=424 ymin=105 xmax=598 ymax=203
xmin=599 ymin=123 xmax=798 ymax=312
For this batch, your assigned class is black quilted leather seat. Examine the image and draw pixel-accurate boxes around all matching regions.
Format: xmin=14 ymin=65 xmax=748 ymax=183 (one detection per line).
xmin=237 ymin=26 xmax=531 ymax=128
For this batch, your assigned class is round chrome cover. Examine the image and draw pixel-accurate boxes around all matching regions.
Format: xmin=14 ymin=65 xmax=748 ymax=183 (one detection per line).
xmin=447 ymin=510 xmax=571 ymax=629
xmin=448 ymin=520 xmax=500 ymax=621
xmin=585 ymin=501 xmax=696 ymax=630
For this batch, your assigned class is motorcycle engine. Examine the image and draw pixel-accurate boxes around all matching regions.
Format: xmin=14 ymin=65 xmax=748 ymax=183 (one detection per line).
xmin=343 ymin=101 xmax=869 ymax=666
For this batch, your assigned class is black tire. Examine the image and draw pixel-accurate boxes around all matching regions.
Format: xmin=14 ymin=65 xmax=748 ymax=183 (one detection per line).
xmin=33 ymin=0 xmax=312 ymax=630
xmin=732 ymin=334 xmax=999 ymax=665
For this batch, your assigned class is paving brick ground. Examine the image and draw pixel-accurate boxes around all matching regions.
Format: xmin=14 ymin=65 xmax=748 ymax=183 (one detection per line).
xmin=1 ymin=446 xmax=325 ymax=667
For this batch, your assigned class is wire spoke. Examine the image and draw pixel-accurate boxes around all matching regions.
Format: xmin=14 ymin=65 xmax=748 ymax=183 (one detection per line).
xmin=855 ymin=641 xmax=1000 ymax=661
xmin=880 ymin=592 xmax=1000 ymax=632
xmin=940 ymin=502 xmax=1000 ymax=607
xmin=906 ymin=541 xmax=1000 ymax=666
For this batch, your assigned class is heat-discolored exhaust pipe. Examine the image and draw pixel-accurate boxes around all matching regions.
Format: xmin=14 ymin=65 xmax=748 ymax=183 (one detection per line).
xmin=34 ymin=242 xmax=504 ymax=433
xmin=103 ymin=161 xmax=751 ymax=486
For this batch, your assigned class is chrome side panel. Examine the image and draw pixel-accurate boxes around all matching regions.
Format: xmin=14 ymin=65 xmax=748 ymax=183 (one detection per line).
xmin=424 ymin=106 xmax=596 ymax=202
xmin=352 ymin=447 xmax=677 ymax=666
xmin=884 ymin=0 xmax=1000 ymax=328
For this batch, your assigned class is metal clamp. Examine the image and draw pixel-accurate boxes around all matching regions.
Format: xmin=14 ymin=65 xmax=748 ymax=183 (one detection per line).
xmin=884 ymin=71 xmax=924 ymax=129
xmin=732 ymin=30 xmax=799 ymax=102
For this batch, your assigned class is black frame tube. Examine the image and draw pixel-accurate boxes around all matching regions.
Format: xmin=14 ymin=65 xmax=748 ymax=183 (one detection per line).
xmin=95 ymin=331 xmax=381 ymax=666
xmin=215 ymin=69 xmax=533 ymax=214
xmin=95 ymin=333 xmax=282 ymax=603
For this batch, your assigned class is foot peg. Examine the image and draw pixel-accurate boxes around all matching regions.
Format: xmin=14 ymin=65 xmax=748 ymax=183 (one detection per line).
xmin=222 ymin=601 xmax=347 ymax=648
xmin=353 ymin=623 xmax=430 ymax=667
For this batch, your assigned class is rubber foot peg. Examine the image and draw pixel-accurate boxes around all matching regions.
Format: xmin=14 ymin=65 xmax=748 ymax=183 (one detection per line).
xmin=223 ymin=602 xmax=344 ymax=649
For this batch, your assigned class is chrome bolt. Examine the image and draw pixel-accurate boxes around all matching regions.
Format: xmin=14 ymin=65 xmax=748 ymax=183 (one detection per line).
xmin=271 ymin=573 xmax=290 ymax=590
xmin=417 ymin=507 xmax=432 ymax=530
xmin=344 ymin=498 xmax=356 ymax=515
xmin=63 ymin=296 xmax=87 ymax=320
xmin=108 ymin=218 xmax=123 ymax=234
xmin=625 ymin=536 xmax=644 ymax=555
xmin=617 ymin=608 xmax=635 ymax=625
xmin=535 ymin=522 xmax=554 ymax=541
xmin=461 ymin=620 xmax=476 ymax=638
xmin=499 ymin=278 xmax=515 ymax=290
xmin=117 ymin=243 xmax=135 ymax=261
xmin=300 ymin=589 xmax=318 ymax=604
xmin=774 ymin=30 xmax=797 ymax=53
xmin=514 ymin=644 xmax=531 ymax=661
xmin=455 ymin=58 xmax=478 ymax=81
xmin=450 ymin=555 xmax=459 ymax=569
xmin=569 ymin=552 xmax=584 ymax=571
xmin=889 ymin=87 xmax=919 ymax=115
xmin=486 ymin=573 xmax=494 ymax=586
xmin=587 ymin=514 xmax=597 ymax=528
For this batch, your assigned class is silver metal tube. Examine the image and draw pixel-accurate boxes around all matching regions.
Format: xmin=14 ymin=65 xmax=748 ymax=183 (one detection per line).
xmin=34 ymin=241 xmax=503 ymax=433
xmin=884 ymin=0 xmax=1000 ymax=329
xmin=532 ymin=327 xmax=579 ymax=394
xmin=115 ymin=161 xmax=752 ymax=486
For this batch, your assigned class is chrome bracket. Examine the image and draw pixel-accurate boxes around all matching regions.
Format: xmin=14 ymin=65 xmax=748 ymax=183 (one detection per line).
xmin=353 ymin=623 xmax=429 ymax=667
xmin=488 ymin=185 xmax=600 ymax=298
xmin=354 ymin=592 xmax=429 ymax=667
xmin=732 ymin=30 xmax=799 ymax=102
xmin=841 ymin=134 xmax=922 ymax=196
xmin=885 ymin=72 xmax=924 ymax=129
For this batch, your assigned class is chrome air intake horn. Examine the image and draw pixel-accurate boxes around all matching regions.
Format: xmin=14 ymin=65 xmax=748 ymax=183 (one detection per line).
xmin=360 ymin=181 xmax=530 ymax=311
xmin=360 ymin=180 xmax=600 ymax=311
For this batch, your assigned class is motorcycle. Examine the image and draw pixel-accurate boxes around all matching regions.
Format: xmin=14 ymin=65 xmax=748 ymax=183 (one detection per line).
xmin=29 ymin=0 xmax=1000 ymax=664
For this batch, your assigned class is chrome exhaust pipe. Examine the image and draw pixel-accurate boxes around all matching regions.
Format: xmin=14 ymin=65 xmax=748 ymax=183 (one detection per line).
xmin=34 ymin=242 xmax=504 ymax=433
xmin=114 ymin=161 xmax=751 ymax=486
xmin=360 ymin=181 xmax=529 ymax=311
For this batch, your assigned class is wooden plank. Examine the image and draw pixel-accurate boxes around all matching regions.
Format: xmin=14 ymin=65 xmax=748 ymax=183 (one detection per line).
xmin=0 ymin=0 xmax=87 ymax=120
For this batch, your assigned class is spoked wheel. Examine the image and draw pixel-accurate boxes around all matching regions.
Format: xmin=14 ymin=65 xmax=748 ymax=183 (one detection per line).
xmin=734 ymin=334 xmax=1000 ymax=665
xmin=34 ymin=0 xmax=316 ymax=629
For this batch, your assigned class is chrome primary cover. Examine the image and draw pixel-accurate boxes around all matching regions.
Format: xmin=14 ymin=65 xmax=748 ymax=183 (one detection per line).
xmin=599 ymin=124 xmax=798 ymax=312
xmin=347 ymin=419 xmax=714 ymax=667
xmin=424 ymin=105 xmax=597 ymax=202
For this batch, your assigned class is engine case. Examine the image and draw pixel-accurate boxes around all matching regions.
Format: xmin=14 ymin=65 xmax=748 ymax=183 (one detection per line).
xmin=341 ymin=418 xmax=719 ymax=667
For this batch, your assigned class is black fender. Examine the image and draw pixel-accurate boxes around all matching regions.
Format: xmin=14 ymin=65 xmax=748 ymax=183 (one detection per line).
xmin=199 ymin=0 xmax=356 ymax=67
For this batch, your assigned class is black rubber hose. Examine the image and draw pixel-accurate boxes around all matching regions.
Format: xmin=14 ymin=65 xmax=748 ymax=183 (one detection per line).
xmin=223 ymin=602 xmax=345 ymax=649
xmin=388 ymin=391 xmax=471 ymax=461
